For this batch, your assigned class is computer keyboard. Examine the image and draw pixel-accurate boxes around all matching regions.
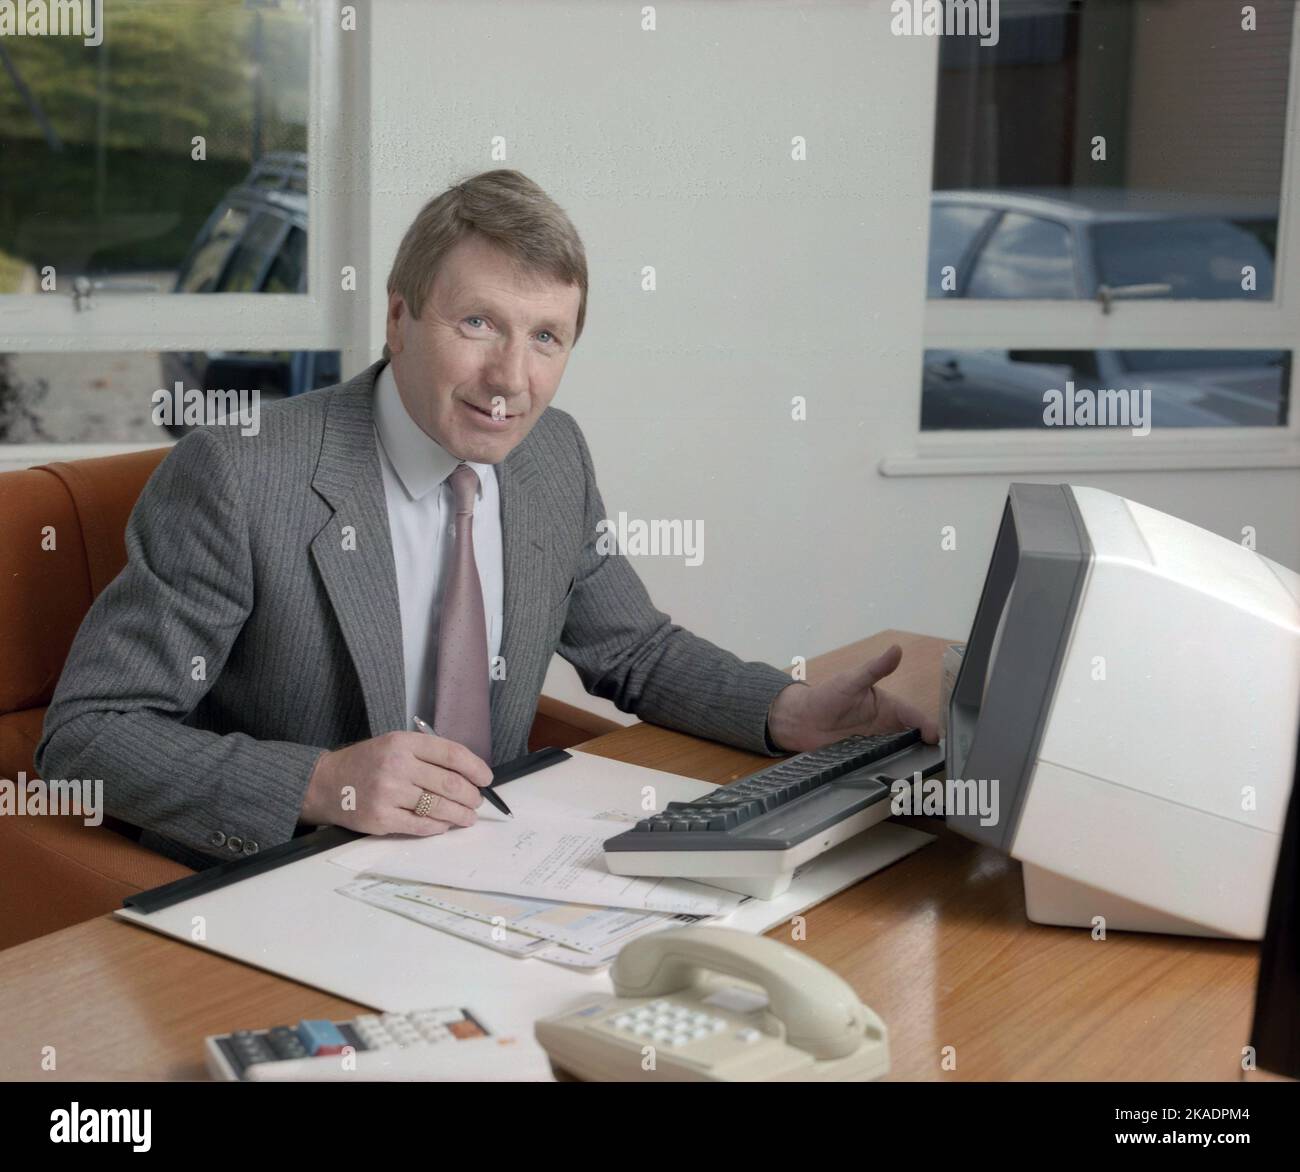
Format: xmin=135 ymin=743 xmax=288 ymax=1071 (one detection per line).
xmin=603 ymin=729 xmax=944 ymax=899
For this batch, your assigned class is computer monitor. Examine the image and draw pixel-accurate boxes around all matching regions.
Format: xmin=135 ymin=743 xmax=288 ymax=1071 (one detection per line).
xmin=1249 ymin=706 xmax=1300 ymax=1078
xmin=946 ymin=483 xmax=1300 ymax=939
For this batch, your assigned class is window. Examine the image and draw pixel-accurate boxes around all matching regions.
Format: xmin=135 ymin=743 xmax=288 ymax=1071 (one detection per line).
xmin=0 ymin=0 xmax=310 ymax=298
xmin=965 ymin=213 xmax=1076 ymax=299
xmin=1089 ymin=219 xmax=1276 ymax=300
xmin=0 ymin=0 xmax=356 ymax=460
xmin=928 ymin=204 xmax=995 ymax=295
xmin=263 ymin=227 xmax=307 ymax=295
xmin=176 ymin=207 xmax=250 ymax=294
xmin=921 ymin=347 xmax=1289 ymax=430
xmin=914 ymin=0 xmax=1300 ymax=453
xmin=217 ymin=213 xmax=292 ymax=294
xmin=0 ymin=349 xmax=342 ymax=445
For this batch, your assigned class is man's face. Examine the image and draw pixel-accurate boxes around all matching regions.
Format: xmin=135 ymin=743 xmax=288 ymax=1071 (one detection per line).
xmin=385 ymin=233 xmax=581 ymax=464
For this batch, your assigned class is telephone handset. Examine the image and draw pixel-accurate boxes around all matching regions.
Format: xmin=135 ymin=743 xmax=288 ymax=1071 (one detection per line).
xmin=534 ymin=925 xmax=889 ymax=1081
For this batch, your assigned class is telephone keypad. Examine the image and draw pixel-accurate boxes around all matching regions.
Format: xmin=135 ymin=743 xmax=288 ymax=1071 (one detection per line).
xmin=605 ymin=999 xmax=733 ymax=1049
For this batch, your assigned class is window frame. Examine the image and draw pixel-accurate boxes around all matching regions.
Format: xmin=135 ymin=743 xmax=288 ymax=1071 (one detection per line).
xmin=887 ymin=4 xmax=1300 ymax=476
xmin=0 ymin=3 xmax=365 ymax=467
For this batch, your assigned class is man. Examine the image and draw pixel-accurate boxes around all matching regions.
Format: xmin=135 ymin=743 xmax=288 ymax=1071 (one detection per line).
xmin=36 ymin=169 xmax=936 ymax=870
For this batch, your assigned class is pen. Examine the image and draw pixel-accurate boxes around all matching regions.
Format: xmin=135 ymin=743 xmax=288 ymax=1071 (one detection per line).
xmin=412 ymin=716 xmax=513 ymax=817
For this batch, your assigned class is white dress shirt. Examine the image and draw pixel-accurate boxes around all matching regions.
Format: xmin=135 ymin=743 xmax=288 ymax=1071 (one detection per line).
xmin=373 ymin=363 xmax=504 ymax=728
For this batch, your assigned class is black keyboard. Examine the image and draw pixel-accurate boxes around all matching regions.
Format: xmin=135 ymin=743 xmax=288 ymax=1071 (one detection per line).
xmin=603 ymin=729 xmax=922 ymax=854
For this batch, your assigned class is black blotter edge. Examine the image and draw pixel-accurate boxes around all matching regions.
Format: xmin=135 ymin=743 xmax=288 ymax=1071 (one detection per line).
xmin=490 ymin=745 xmax=571 ymax=788
xmin=121 ymin=745 xmax=573 ymax=915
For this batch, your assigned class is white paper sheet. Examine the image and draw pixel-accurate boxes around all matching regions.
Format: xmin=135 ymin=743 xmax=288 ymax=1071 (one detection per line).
xmin=327 ymin=799 xmax=744 ymax=917
xmin=345 ymin=878 xmax=699 ymax=954
xmin=338 ymin=875 xmax=711 ymax=970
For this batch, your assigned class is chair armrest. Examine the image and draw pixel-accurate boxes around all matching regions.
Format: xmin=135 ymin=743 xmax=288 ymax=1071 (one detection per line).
xmin=527 ymin=694 xmax=622 ymax=752
xmin=0 ymin=815 xmax=192 ymax=951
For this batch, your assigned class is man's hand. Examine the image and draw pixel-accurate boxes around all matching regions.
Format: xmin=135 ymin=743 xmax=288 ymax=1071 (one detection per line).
xmin=765 ymin=644 xmax=940 ymax=754
xmin=300 ymin=731 xmax=493 ymax=835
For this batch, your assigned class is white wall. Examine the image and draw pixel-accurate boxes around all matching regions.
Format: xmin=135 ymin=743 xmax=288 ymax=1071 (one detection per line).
xmin=364 ymin=0 xmax=1300 ymax=725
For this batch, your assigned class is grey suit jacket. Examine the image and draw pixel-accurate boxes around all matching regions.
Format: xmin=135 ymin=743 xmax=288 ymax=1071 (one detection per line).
xmin=35 ymin=361 xmax=793 ymax=869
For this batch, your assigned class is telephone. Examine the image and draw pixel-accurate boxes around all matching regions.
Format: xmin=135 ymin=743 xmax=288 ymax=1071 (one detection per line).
xmin=534 ymin=925 xmax=889 ymax=1081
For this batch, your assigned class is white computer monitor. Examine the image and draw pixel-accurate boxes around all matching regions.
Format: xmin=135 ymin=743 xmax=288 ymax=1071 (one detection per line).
xmin=947 ymin=483 xmax=1300 ymax=939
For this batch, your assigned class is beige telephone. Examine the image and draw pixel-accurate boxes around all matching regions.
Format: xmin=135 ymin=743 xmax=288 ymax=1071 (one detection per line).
xmin=534 ymin=925 xmax=889 ymax=1081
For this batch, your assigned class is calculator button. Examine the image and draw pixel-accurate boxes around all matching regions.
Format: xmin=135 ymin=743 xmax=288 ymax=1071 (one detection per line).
xmin=612 ymin=1014 xmax=634 ymax=1029
xmin=736 ymin=1028 xmax=763 ymax=1044
xmin=692 ymin=1027 xmax=711 ymax=1040
xmin=267 ymin=1027 xmax=308 ymax=1059
xmin=297 ymin=1019 xmax=349 ymax=1057
xmin=669 ymin=1033 xmax=689 ymax=1047
xmin=230 ymin=1031 xmax=277 ymax=1066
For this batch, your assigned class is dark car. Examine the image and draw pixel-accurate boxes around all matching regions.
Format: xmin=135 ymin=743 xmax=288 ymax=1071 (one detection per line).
xmin=161 ymin=152 xmax=339 ymax=434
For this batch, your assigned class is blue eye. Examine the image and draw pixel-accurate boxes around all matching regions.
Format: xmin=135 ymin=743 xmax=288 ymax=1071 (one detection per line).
xmin=538 ymin=330 xmax=555 ymax=344
xmin=465 ymin=316 xmax=486 ymax=329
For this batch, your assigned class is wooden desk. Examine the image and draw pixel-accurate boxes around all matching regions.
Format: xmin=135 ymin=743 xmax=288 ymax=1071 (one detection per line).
xmin=0 ymin=630 xmax=1259 ymax=1081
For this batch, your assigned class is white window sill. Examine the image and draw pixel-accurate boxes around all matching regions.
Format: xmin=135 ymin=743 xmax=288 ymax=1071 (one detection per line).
xmin=0 ymin=441 xmax=174 ymax=474
xmin=881 ymin=438 xmax=1300 ymax=476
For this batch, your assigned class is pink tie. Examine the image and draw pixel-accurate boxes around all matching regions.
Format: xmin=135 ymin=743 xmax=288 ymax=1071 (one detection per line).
xmin=432 ymin=464 xmax=493 ymax=765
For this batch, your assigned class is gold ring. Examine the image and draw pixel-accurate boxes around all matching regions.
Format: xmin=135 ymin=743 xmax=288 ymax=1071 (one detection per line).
xmin=414 ymin=790 xmax=436 ymax=818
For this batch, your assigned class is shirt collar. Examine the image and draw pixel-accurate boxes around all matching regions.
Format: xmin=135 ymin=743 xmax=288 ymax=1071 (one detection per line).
xmin=374 ymin=362 xmax=490 ymax=502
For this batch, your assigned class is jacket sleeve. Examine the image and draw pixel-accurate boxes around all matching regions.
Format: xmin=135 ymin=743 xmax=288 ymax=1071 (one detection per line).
xmin=556 ymin=422 xmax=793 ymax=755
xmin=34 ymin=427 xmax=328 ymax=862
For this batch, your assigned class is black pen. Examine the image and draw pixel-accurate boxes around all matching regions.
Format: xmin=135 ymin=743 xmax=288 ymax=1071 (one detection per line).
xmin=412 ymin=716 xmax=513 ymax=817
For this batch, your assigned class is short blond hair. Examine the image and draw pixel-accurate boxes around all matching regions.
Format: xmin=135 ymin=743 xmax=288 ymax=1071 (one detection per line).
xmin=383 ymin=169 xmax=588 ymax=360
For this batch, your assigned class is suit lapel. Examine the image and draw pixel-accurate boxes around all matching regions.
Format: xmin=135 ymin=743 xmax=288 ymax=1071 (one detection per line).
xmin=309 ymin=362 xmax=409 ymax=739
